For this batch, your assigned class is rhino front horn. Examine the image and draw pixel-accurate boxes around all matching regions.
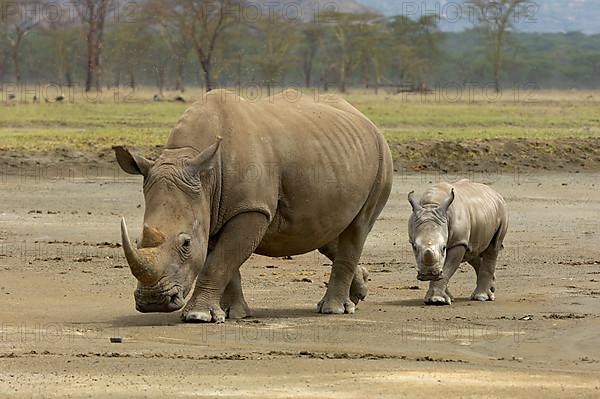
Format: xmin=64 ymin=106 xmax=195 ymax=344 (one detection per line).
xmin=121 ymin=218 xmax=160 ymax=286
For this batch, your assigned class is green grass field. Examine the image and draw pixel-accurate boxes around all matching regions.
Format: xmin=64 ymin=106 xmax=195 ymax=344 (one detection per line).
xmin=1 ymin=88 xmax=599 ymax=152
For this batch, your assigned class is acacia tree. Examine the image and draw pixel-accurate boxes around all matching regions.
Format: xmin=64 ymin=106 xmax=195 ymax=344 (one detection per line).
xmin=106 ymin=23 xmax=150 ymax=88
xmin=331 ymin=13 xmax=360 ymax=93
xmin=299 ymin=21 xmax=325 ymax=87
xmin=253 ymin=16 xmax=300 ymax=92
xmin=78 ymin=0 xmax=113 ymax=91
xmin=470 ymin=0 xmax=527 ymax=89
xmin=353 ymin=13 xmax=389 ymax=93
xmin=0 ymin=0 xmax=38 ymax=84
xmin=388 ymin=15 xmax=442 ymax=85
xmin=180 ymin=0 xmax=244 ymax=91
xmin=144 ymin=0 xmax=192 ymax=92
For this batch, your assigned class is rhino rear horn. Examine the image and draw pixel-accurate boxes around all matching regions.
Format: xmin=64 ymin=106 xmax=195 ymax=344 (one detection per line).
xmin=185 ymin=137 xmax=223 ymax=177
xmin=141 ymin=224 xmax=166 ymax=248
xmin=439 ymin=189 xmax=455 ymax=213
xmin=408 ymin=191 xmax=422 ymax=212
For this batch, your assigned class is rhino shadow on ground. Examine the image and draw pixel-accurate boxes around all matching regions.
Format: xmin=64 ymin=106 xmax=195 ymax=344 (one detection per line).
xmin=382 ymin=297 xmax=473 ymax=307
xmin=108 ymin=313 xmax=182 ymax=328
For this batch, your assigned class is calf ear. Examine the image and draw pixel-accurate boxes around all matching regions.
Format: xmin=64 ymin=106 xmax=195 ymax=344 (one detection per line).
xmin=439 ymin=188 xmax=455 ymax=213
xmin=408 ymin=191 xmax=422 ymax=212
xmin=113 ymin=146 xmax=154 ymax=176
xmin=185 ymin=138 xmax=222 ymax=177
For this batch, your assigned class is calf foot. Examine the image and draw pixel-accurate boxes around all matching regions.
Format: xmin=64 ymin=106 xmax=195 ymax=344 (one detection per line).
xmin=424 ymin=286 xmax=453 ymax=305
xmin=182 ymin=300 xmax=226 ymax=323
xmin=350 ymin=266 xmax=369 ymax=305
xmin=317 ymin=295 xmax=355 ymax=314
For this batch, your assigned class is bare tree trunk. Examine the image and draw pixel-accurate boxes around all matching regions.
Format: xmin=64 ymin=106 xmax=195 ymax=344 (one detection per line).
xmin=175 ymin=60 xmax=185 ymax=93
xmin=339 ymin=54 xmax=347 ymax=93
xmin=492 ymin=31 xmax=504 ymax=92
xmin=85 ymin=22 xmax=98 ymax=91
xmin=83 ymin=0 xmax=109 ymax=91
xmin=12 ymin=38 xmax=21 ymax=84
xmin=154 ymin=65 xmax=165 ymax=95
xmin=199 ymin=54 xmax=213 ymax=92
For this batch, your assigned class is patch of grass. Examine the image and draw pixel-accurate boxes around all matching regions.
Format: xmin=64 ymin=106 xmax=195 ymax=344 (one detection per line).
xmin=1 ymin=89 xmax=599 ymax=152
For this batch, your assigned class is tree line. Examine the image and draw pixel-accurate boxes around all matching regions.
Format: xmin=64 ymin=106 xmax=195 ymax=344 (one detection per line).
xmin=1 ymin=0 xmax=599 ymax=94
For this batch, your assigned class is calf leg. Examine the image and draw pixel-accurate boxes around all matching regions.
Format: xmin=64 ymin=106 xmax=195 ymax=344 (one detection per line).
xmin=319 ymin=240 xmax=369 ymax=305
xmin=182 ymin=212 xmax=269 ymax=323
xmin=424 ymin=246 xmax=466 ymax=305
xmin=471 ymin=251 xmax=497 ymax=301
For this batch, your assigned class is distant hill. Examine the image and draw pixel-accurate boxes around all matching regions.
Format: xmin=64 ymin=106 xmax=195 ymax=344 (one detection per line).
xmin=357 ymin=0 xmax=600 ymax=34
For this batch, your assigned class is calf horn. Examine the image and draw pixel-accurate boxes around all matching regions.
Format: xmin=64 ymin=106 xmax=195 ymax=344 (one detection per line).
xmin=121 ymin=218 xmax=160 ymax=285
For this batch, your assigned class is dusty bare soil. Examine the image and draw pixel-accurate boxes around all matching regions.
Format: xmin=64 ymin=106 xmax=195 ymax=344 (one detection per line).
xmin=1 ymin=168 xmax=599 ymax=398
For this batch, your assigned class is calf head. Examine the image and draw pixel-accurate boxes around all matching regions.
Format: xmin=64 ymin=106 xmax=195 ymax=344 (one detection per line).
xmin=113 ymin=140 xmax=221 ymax=313
xmin=407 ymin=189 xmax=454 ymax=281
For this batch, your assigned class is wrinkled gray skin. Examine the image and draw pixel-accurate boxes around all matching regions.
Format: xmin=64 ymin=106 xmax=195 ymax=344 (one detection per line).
xmin=114 ymin=89 xmax=393 ymax=323
xmin=408 ymin=180 xmax=508 ymax=305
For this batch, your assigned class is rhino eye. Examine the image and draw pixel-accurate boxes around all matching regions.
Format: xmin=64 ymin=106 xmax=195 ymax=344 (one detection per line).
xmin=178 ymin=234 xmax=192 ymax=249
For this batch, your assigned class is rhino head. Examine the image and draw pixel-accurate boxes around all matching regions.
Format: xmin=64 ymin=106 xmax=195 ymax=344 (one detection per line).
xmin=407 ymin=189 xmax=454 ymax=281
xmin=113 ymin=140 xmax=221 ymax=313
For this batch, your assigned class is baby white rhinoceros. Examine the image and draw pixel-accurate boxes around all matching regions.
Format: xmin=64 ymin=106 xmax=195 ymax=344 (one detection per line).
xmin=407 ymin=179 xmax=508 ymax=305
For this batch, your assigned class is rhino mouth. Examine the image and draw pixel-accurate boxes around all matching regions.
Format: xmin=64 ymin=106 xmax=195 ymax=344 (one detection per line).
xmin=134 ymin=284 xmax=185 ymax=313
xmin=417 ymin=272 xmax=443 ymax=282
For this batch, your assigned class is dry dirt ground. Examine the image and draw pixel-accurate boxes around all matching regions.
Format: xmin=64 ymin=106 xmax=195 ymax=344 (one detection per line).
xmin=0 ymin=168 xmax=599 ymax=398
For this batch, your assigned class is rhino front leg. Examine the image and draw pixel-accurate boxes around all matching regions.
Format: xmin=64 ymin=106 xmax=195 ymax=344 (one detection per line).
xmin=424 ymin=246 xmax=465 ymax=305
xmin=220 ymin=269 xmax=252 ymax=319
xmin=471 ymin=251 xmax=497 ymax=302
xmin=183 ymin=212 xmax=269 ymax=323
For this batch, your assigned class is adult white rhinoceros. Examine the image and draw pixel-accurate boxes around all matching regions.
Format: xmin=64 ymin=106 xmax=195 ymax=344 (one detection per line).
xmin=114 ymin=89 xmax=393 ymax=323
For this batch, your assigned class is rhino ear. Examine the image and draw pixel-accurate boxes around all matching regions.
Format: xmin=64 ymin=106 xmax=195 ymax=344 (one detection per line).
xmin=408 ymin=191 xmax=422 ymax=212
xmin=185 ymin=137 xmax=222 ymax=177
xmin=113 ymin=146 xmax=154 ymax=177
xmin=439 ymin=188 xmax=455 ymax=213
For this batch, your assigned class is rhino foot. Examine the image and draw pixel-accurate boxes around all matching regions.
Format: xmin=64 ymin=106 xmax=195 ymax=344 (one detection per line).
xmin=317 ymin=296 xmax=355 ymax=314
xmin=424 ymin=286 xmax=453 ymax=306
xmin=223 ymin=299 xmax=252 ymax=320
xmin=350 ymin=266 xmax=369 ymax=305
xmin=471 ymin=289 xmax=495 ymax=302
xmin=182 ymin=303 xmax=226 ymax=323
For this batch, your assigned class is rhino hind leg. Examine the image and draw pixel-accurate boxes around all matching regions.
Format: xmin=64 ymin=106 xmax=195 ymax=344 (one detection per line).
xmin=317 ymin=173 xmax=391 ymax=315
xmin=319 ymin=241 xmax=369 ymax=305
xmin=470 ymin=251 xmax=497 ymax=302
xmin=220 ymin=269 xmax=252 ymax=319
xmin=317 ymin=227 xmax=365 ymax=314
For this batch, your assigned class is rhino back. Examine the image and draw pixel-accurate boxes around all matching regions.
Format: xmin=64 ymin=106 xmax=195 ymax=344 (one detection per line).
xmin=165 ymin=90 xmax=390 ymax=253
